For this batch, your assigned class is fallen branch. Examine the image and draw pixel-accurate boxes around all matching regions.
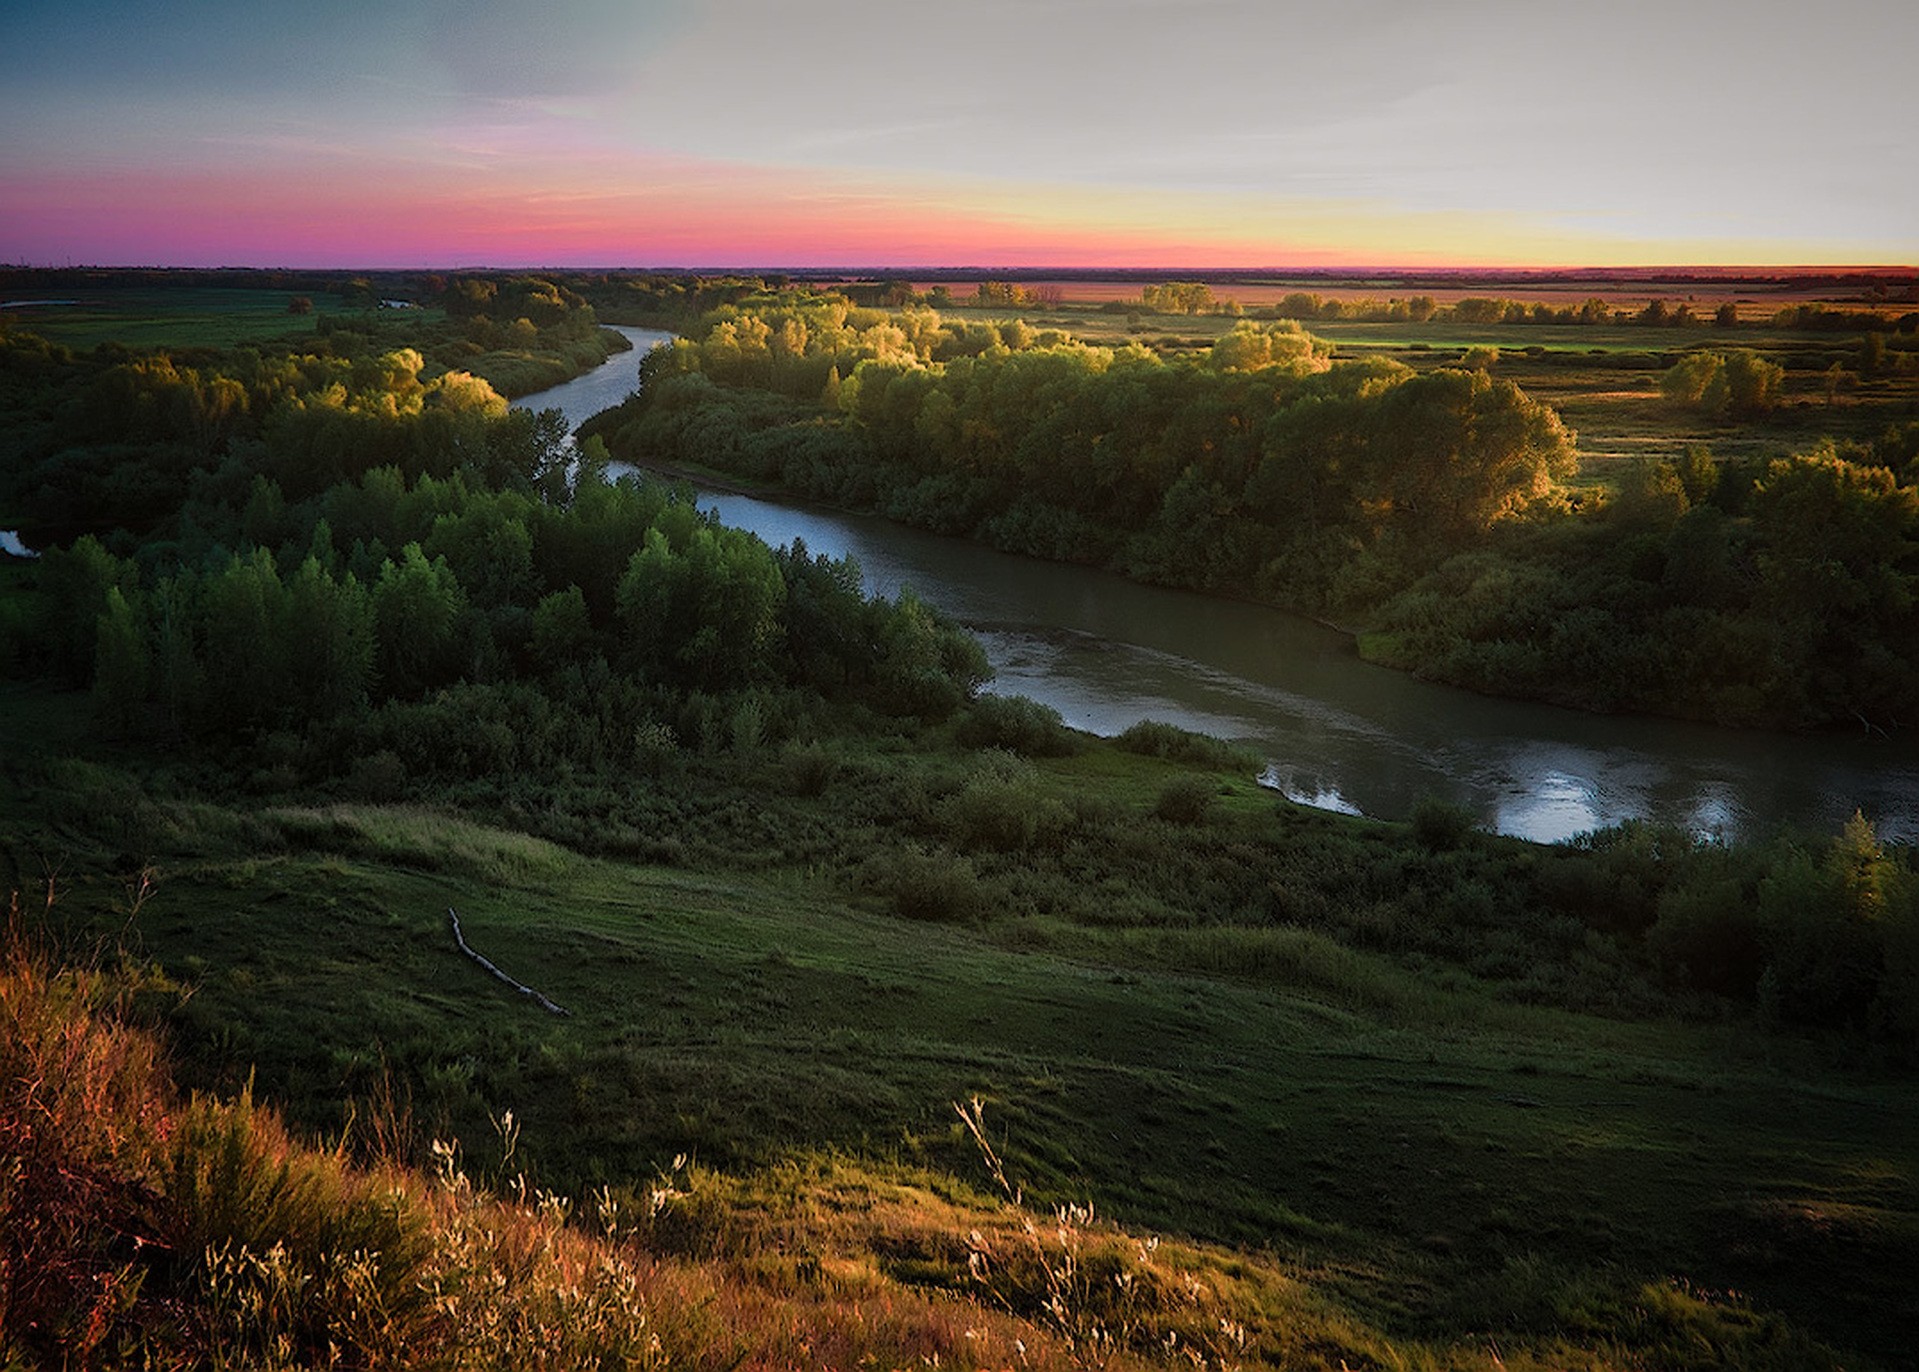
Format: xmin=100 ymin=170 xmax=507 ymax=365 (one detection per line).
xmin=448 ymin=907 xmax=569 ymax=1017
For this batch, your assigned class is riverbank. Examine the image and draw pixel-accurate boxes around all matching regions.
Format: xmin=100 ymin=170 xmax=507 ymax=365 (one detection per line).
xmin=533 ymin=329 xmax=1919 ymax=844
xmin=597 ymin=291 xmax=1919 ymax=741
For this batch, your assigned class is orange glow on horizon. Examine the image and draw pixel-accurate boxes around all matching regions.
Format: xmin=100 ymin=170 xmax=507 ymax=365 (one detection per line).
xmin=4 ymin=154 xmax=1911 ymax=272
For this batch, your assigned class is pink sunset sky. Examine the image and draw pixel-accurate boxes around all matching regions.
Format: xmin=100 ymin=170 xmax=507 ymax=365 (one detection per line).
xmin=3 ymin=0 xmax=1914 ymax=270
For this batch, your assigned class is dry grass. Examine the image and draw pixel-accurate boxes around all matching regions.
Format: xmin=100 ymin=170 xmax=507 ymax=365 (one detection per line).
xmin=0 ymin=886 xmax=1111 ymax=1370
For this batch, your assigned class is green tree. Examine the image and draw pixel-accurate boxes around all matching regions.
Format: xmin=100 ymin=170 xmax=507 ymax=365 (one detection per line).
xmin=1723 ymin=349 xmax=1785 ymax=416
xmin=531 ymin=585 xmax=594 ymax=668
xmin=1361 ymin=369 xmax=1577 ymax=550
xmin=1206 ymin=320 xmax=1330 ymax=374
xmin=1748 ymin=451 xmax=1919 ymax=724
xmin=283 ymin=558 xmax=375 ymax=719
xmin=200 ymin=549 xmax=282 ymax=732
xmin=1612 ymin=458 xmax=1690 ymax=529
xmin=37 ymin=535 xmax=136 ymax=685
xmin=1662 ymin=349 xmax=1784 ymax=416
xmin=1661 ymin=351 xmax=1724 ymax=407
xmin=91 ymin=586 xmax=149 ymax=737
xmin=372 ymin=543 xmax=468 ymax=698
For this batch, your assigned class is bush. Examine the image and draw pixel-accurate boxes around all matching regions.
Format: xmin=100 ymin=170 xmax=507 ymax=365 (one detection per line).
xmin=1116 ymin=720 xmax=1259 ymax=773
xmin=871 ymin=847 xmax=983 ymax=922
xmin=1648 ymin=867 xmax=1765 ymax=998
xmin=779 ymin=742 xmax=839 ymax=796
xmin=1153 ymin=776 xmax=1216 ymax=825
xmin=943 ymin=756 xmax=1070 ymax=853
xmin=955 ymin=694 xmax=1079 ymax=757
xmin=1410 ymin=796 xmax=1476 ymax=852
xmin=346 ymin=750 xmax=407 ymax=801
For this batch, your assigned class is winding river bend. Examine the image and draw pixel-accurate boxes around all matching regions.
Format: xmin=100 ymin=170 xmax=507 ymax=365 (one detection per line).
xmin=523 ymin=327 xmax=1919 ymax=844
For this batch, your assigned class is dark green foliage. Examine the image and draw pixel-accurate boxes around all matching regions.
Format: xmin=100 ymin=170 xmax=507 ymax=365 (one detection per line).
xmin=1661 ymin=348 xmax=1786 ymax=416
xmin=779 ymin=741 xmax=840 ymax=797
xmin=603 ymin=300 xmax=1573 ymax=620
xmin=1409 ymin=795 xmax=1477 ymax=852
xmin=5 ymin=416 xmax=986 ymax=752
xmin=871 ymin=846 xmax=983 ymax=922
xmin=1114 ymin=720 xmax=1260 ymax=772
xmin=954 ymin=694 xmax=1079 ymax=757
xmin=596 ymin=290 xmax=1919 ymax=730
xmin=1367 ymin=446 xmax=1919 ymax=727
xmin=372 ymin=544 xmax=468 ymax=699
xmin=941 ymin=754 xmax=1071 ymax=853
xmin=0 ymin=285 xmax=612 ymax=545
xmin=1152 ymin=775 xmax=1216 ymax=825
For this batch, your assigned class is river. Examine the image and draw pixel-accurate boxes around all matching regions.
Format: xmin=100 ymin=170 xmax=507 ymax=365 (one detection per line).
xmin=521 ymin=326 xmax=1919 ymax=844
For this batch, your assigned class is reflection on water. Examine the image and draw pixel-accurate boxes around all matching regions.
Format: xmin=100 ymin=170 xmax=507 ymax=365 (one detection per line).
xmin=1497 ymin=771 xmax=1602 ymax=846
xmin=1257 ymin=767 xmax=1365 ymax=817
xmin=1684 ymin=784 xmax=1746 ymax=844
xmin=524 ymin=328 xmax=1919 ymax=845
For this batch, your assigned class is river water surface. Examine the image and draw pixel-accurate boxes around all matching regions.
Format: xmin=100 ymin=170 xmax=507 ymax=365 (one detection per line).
xmin=521 ymin=326 xmax=1919 ymax=844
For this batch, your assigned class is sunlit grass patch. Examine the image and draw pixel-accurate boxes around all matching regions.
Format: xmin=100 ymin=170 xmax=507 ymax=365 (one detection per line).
xmin=264 ymin=804 xmax=576 ymax=884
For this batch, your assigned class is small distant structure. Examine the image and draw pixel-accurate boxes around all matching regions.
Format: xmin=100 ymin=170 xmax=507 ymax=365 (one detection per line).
xmin=379 ymin=298 xmax=418 ymax=310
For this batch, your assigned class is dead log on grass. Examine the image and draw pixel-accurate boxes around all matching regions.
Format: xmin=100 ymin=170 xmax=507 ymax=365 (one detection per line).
xmin=448 ymin=907 xmax=569 ymax=1017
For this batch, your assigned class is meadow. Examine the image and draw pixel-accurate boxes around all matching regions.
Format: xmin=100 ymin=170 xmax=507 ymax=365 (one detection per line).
xmin=0 ymin=285 xmax=349 ymax=352
xmin=6 ymin=680 xmax=1918 ymax=1368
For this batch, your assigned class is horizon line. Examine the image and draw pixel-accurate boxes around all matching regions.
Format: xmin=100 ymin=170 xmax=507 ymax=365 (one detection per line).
xmin=5 ymin=261 xmax=1917 ymax=279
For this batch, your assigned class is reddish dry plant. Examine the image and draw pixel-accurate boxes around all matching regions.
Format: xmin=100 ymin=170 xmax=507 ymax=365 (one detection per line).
xmin=2 ymin=887 xmax=175 ymax=1362
xmin=0 ymin=891 xmax=1102 ymax=1369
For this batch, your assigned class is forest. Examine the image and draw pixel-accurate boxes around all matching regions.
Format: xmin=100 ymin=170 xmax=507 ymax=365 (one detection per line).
xmin=2 ymin=272 xmax=1917 ymax=1369
xmin=586 ymin=286 xmax=1919 ymax=730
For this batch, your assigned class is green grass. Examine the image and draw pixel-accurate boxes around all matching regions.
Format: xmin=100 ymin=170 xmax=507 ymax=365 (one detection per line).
xmin=0 ymin=287 xmax=447 ymax=351
xmin=3 ymin=691 xmax=1914 ymax=1364
xmin=70 ymin=830 xmax=1919 ymax=1359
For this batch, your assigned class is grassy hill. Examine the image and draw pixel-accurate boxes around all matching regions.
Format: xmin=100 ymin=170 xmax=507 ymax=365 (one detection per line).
xmin=5 ymin=685 xmax=1914 ymax=1369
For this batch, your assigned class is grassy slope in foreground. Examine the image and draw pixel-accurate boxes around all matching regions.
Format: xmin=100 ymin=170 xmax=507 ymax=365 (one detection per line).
xmin=11 ymin=899 xmax=1864 ymax=1372
xmin=4 ymin=692 xmax=1915 ymax=1367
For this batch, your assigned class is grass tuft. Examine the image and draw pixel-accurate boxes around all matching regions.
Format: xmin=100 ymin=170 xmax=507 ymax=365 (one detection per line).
xmin=266 ymin=805 xmax=576 ymax=883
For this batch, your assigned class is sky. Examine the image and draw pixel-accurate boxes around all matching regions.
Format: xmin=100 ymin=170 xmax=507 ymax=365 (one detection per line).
xmin=2 ymin=0 xmax=1914 ymax=270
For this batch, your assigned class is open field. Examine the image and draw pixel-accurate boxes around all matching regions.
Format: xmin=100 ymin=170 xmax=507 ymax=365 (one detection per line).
xmin=5 ymin=682 xmax=1916 ymax=1365
xmin=903 ymin=273 xmax=1919 ymax=316
xmin=0 ymin=285 xmax=405 ymax=351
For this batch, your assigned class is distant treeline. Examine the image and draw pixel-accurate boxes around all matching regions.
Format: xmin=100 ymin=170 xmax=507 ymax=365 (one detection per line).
xmin=591 ymin=291 xmax=1919 ymax=730
xmin=819 ymin=274 xmax=1919 ymax=332
xmin=1221 ymin=292 xmax=1919 ymax=333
